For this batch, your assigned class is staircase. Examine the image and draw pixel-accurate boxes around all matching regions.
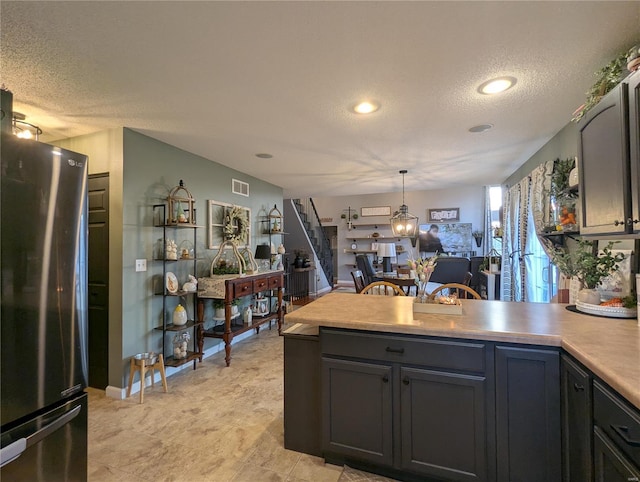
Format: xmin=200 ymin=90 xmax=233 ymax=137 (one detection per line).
xmin=292 ymin=198 xmax=334 ymax=287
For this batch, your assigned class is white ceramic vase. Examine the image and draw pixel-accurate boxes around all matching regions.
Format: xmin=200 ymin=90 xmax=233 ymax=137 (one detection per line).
xmin=577 ymin=288 xmax=600 ymax=305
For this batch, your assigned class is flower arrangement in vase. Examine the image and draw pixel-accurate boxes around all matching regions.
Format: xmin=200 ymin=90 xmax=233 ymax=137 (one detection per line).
xmin=407 ymin=253 xmax=438 ymax=303
xmin=550 ymin=239 xmax=624 ymax=305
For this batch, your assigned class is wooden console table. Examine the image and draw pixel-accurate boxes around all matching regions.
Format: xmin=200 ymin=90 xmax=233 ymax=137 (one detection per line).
xmin=196 ymin=271 xmax=284 ymax=366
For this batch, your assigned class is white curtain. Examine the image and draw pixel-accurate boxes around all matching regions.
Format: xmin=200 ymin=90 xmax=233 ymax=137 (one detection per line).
xmin=483 ymin=186 xmax=492 ymax=256
xmin=501 ymin=160 xmax=557 ymax=302
xmin=502 ymin=177 xmax=530 ymax=301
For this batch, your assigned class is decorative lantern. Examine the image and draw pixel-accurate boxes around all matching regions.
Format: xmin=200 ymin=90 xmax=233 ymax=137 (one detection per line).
xmin=268 ymin=204 xmax=283 ymax=233
xmin=167 ymin=180 xmax=196 ymax=225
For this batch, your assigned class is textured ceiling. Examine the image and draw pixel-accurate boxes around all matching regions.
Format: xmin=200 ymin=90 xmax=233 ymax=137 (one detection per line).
xmin=1 ymin=1 xmax=639 ymax=198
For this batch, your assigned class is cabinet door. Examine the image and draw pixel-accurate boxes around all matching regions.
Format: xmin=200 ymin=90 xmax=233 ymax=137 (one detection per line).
xmin=594 ymin=426 xmax=640 ymax=482
xmin=321 ymin=358 xmax=393 ymax=467
xmin=628 ymin=71 xmax=640 ymax=233
xmin=561 ymin=355 xmax=593 ymax=482
xmin=400 ymin=367 xmax=487 ymax=481
xmin=578 ymin=82 xmax=631 ymax=235
xmin=495 ymin=346 xmax=561 ymax=482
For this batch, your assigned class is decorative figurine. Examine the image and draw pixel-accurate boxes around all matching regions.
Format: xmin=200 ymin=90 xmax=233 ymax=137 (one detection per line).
xmin=166 ymin=239 xmax=178 ymax=260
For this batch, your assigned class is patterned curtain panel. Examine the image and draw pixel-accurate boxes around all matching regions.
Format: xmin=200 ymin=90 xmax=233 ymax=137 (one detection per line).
xmin=530 ymin=160 xmax=556 ymax=259
xmin=502 ymin=177 xmax=530 ymax=301
xmin=484 ymin=186 xmax=492 ymax=256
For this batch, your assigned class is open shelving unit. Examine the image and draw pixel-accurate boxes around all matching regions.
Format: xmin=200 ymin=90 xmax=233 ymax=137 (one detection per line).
xmin=153 ymin=203 xmax=203 ymax=369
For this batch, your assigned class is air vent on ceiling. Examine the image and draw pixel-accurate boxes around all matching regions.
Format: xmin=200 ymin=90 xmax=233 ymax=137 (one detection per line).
xmin=232 ymin=179 xmax=249 ymax=197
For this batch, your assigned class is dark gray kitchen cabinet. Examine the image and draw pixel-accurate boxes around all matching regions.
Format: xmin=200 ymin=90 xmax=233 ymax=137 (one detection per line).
xmin=561 ymin=354 xmax=593 ymax=482
xmin=578 ymin=70 xmax=640 ymax=235
xmin=495 ymin=345 xmax=561 ymax=482
xmin=320 ymin=328 xmax=491 ymax=481
xmin=400 ymin=366 xmax=487 ymax=481
xmin=628 ymin=70 xmax=640 ymax=234
xmin=283 ymin=328 xmax=321 ymax=456
xmin=593 ymin=380 xmax=640 ymax=481
xmin=321 ymin=357 xmax=394 ymax=467
xmin=594 ymin=426 xmax=640 ymax=482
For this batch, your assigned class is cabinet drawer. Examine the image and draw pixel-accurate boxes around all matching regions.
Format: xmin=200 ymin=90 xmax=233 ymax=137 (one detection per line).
xmin=320 ymin=328 xmax=486 ymax=373
xmin=232 ymin=280 xmax=253 ymax=298
xmin=594 ymin=380 xmax=640 ymax=468
xmin=253 ymin=278 xmax=269 ymax=292
xmin=268 ymin=275 xmax=281 ymax=289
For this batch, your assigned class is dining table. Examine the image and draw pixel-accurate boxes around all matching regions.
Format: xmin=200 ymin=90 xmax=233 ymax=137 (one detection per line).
xmin=382 ymin=275 xmax=441 ymax=296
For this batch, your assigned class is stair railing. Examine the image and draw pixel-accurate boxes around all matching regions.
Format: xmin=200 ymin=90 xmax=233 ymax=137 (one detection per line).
xmin=294 ymin=198 xmax=334 ymax=285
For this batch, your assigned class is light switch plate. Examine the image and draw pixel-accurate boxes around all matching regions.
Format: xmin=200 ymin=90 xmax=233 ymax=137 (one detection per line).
xmin=135 ymin=259 xmax=147 ymax=272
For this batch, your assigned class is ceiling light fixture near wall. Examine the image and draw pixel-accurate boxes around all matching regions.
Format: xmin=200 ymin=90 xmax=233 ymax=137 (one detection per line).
xmin=12 ymin=112 xmax=42 ymax=140
xmin=478 ymin=76 xmax=517 ymax=95
xmin=390 ymin=169 xmax=418 ymax=238
xmin=255 ymin=153 xmax=273 ymax=159
xmin=352 ymin=100 xmax=380 ymax=114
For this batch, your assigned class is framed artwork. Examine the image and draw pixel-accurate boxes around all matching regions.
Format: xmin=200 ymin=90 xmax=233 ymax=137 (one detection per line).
xmin=427 ymin=207 xmax=460 ymax=223
xmin=208 ymin=200 xmax=251 ymax=249
xmin=361 ymin=206 xmax=392 ymax=217
xmin=418 ymin=223 xmax=472 ymax=253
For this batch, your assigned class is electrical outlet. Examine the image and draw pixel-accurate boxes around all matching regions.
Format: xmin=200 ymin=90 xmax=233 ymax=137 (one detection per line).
xmin=135 ymin=259 xmax=147 ymax=272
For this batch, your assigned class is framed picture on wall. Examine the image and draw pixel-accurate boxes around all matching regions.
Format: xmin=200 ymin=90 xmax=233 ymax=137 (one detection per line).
xmin=208 ymin=200 xmax=251 ymax=249
xmin=427 ymin=207 xmax=460 ymax=223
xmin=418 ymin=223 xmax=472 ymax=254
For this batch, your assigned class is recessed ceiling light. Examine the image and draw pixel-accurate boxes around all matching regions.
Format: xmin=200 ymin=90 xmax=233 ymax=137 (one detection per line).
xmin=255 ymin=153 xmax=273 ymax=159
xmin=478 ymin=77 xmax=517 ymax=95
xmin=352 ymin=101 xmax=380 ymax=114
xmin=468 ymin=124 xmax=494 ymax=133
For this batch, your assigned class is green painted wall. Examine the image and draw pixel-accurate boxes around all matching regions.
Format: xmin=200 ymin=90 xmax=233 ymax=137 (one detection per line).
xmin=503 ymin=122 xmax=579 ymax=187
xmin=59 ymin=128 xmax=282 ymax=391
xmin=121 ymin=129 xmax=282 ymax=388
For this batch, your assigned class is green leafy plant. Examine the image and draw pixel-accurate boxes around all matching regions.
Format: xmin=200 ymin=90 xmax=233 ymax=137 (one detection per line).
xmin=572 ymin=51 xmax=629 ymax=122
xmin=550 ymin=240 xmax=624 ymax=289
xmin=472 ymin=230 xmax=484 ymax=238
xmin=550 ymin=158 xmax=575 ymax=197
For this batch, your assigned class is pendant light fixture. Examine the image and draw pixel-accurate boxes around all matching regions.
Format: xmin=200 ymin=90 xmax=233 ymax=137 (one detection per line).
xmin=390 ymin=169 xmax=418 ymax=238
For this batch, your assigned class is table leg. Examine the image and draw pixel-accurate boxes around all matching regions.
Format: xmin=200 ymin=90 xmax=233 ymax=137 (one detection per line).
xmin=197 ymin=299 xmax=205 ymax=362
xmin=126 ymin=358 xmax=135 ymax=398
xmin=277 ymin=286 xmax=283 ymax=334
xmin=224 ymin=302 xmax=233 ymax=366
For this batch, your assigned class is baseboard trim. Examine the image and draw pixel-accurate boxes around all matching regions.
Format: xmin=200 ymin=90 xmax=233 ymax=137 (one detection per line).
xmin=104 ymin=328 xmax=259 ymax=400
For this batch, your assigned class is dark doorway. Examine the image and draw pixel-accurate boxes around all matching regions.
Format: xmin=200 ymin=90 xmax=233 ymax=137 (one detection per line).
xmin=88 ymin=173 xmax=109 ymax=389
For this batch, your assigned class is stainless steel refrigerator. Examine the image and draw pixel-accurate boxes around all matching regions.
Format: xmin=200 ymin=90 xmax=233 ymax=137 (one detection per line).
xmin=0 ymin=131 xmax=89 ymax=481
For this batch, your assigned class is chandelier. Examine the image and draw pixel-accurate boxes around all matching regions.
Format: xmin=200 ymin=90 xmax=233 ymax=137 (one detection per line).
xmin=390 ymin=169 xmax=418 ymax=238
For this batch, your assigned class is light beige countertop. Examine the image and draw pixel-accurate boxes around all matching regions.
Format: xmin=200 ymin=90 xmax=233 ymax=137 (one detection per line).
xmin=285 ymin=292 xmax=640 ymax=410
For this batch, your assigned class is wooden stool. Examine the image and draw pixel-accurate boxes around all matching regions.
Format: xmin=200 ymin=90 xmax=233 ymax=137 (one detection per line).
xmin=126 ymin=353 xmax=168 ymax=403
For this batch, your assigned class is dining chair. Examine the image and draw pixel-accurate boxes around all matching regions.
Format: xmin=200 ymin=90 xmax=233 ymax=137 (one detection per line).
xmin=395 ymin=267 xmax=416 ymax=295
xmin=355 ymin=254 xmax=383 ymax=286
xmin=430 ymin=257 xmax=471 ymax=284
xmin=361 ymin=281 xmax=407 ymax=296
xmin=350 ymin=269 xmax=366 ymax=293
xmin=428 ymin=283 xmax=481 ymax=300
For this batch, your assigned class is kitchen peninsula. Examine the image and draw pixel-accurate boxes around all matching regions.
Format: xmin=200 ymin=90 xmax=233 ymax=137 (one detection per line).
xmin=283 ymin=293 xmax=640 ymax=482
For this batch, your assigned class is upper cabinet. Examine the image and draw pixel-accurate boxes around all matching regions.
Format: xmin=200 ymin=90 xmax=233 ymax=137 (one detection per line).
xmin=578 ymin=70 xmax=639 ymax=235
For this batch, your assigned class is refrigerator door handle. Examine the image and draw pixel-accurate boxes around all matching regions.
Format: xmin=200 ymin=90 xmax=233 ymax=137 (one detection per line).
xmin=0 ymin=438 xmax=26 ymax=468
xmin=0 ymin=405 xmax=82 ymax=468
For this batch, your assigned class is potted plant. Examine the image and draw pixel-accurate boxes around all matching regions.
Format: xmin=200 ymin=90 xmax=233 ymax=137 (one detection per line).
xmin=213 ymin=298 xmax=241 ymax=318
xmin=550 ymin=239 xmax=624 ymax=304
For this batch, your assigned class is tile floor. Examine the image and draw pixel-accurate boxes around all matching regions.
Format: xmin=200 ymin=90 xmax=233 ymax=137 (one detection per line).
xmin=87 ymin=320 xmax=395 ymax=482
